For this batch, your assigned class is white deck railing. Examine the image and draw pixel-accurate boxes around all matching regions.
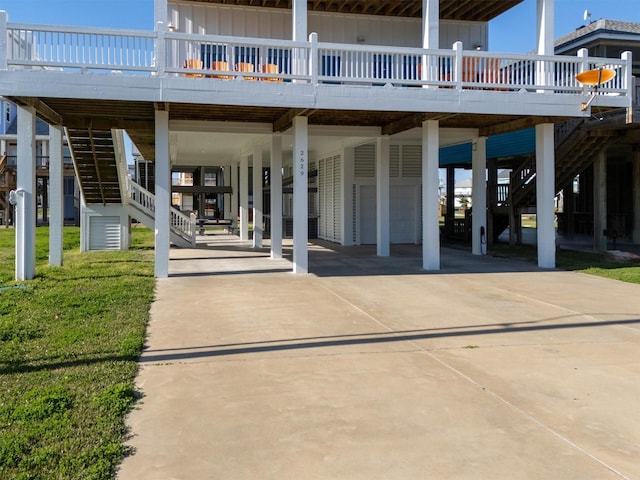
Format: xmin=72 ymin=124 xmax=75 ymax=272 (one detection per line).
xmin=128 ymin=178 xmax=197 ymax=245
xmin=1 ymin=20 xmax=633 ymax=100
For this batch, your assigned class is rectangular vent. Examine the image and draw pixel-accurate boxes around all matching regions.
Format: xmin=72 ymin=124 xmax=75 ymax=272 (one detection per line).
xmin=354 ymin=143 xmax=375 ymax=178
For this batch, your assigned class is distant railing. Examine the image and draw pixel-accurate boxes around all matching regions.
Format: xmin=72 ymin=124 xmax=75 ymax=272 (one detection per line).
xmin=4 ymin=155 xmax=74 ymax=168
xmin=1 ymin=21 xmax=633 ymax=101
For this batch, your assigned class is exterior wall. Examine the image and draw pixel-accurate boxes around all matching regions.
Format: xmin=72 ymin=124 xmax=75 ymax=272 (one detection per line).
xmin=167 ymin=3 xmax=487 ymax=49
xmin=80 ymin=203 xmax=130 ymax=252
xmin=329 ymin=141 xmax=423 ymax=246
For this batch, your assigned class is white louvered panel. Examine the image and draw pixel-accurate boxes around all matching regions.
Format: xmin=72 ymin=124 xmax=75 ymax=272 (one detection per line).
xmin=352 ymin=184 xmax=357 ymax=243
xmin=318 ymin=158 xmax=326 ymax=238
xmin=354 ymin=144 xmax=375 ymax=178
xmin=402 ymin=145 xmax=422 ymax=178
xmin=390 ymin=145 xmax=400 ymax=177
xmin=333 ymin=155 xmax=342 ymax=242
xmin=89 ymin=216 xmax=121 ymax=251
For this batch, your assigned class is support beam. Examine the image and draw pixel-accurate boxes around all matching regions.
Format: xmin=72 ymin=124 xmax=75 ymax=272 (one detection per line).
xmin=154 ymin=109 xmax=170 ymax=278
xmin=49 ymin=125 xmax=64 ymax=266
xmin=536 ymin=0 xmax=554 ymax=56
xmin=471 ymin=137 xmax=487 ymax=255
xmin=422 ymin=0 xmax=439 ymax=49
xmin=422 ymin=120 xmax=440 ymax=270
xmin=292 ymin=0 xmax=307 ymax=41
xmin=253 ymin=145 xmax=263 ymax=248
xmin=292 ymin=116 xmax=308 ymax=274
xmin=376 ymin=136 xmax=390 ymax=257
xmin=270 ymin=135 xmax=283 ymax=259
xmin=633 ymin=148 xmax=640 ymax=244
xmin=535 ymin=123 xmax=556 ymax=268
xmin=15 ymin=105 xmax=36 ymax=281
xmin=231 ymin=161 xmax=239 ymax=232
xmin=224 ymin=163 xmax=232 ymax=222
xmin=240 ymin=154 xmax=249 ymax=241
xmin=593 ymin=149 xmax=607 ymax=252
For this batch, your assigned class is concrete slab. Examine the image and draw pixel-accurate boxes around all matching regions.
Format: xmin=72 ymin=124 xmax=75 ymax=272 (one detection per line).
xmin=118 ymin=234 xmax=640 ymax=479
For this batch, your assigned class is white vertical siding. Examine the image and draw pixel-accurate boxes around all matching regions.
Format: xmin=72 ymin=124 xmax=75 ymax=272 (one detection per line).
xmin=317 ymin=154 xmax=342 ymax=243
xmin=168 ymin=3 xmax=487 ymax=49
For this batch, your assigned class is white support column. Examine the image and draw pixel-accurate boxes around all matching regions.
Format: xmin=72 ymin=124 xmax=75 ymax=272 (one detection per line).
xmin=240 ymin=154 xmax=249 ymax=241
xmin=422 ymin=0 xmax=439 ymax=49
xmin=633 ymin=148 xmax=640 ymax=244
xmin=376 ymin=136 xmax=390 ymax=257
xmin=472 ymin=137 xmax=487 ymax=255
xmin=536 ymin=0 xmax=554 ymax=55
xmin=154 ymin=109 xmax=170 ymax=278
xmin=49 ymin=125 xmax=64 ymax=266
xmin=270 ymin=135 xmax=283 ymax=259
xmin=223 ymin=163 xmax=232 ymax=221
xmin=252 ymin=145 xmax=263 ymax=248
xmin=593 ymin=149 xmax=607 ymax=252
xmin=15 ymin=105 xmax=36 ymax=281
xmin=422 ymin=120 xmax=440 ymax=270
xmin=535 ymin=123 xmax=556 ymax=268
xmin=292 ymin=116 xmax=308 ymax=274
xmin=292 ymin=0 xmax=307 ymax=41
xmin=230 ymin=161 xmax=239 ymax=232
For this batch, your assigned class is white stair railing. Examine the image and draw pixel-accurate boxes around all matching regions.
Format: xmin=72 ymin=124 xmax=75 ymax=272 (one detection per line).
xmin=128 ymin=177 xmax=196 ymax=246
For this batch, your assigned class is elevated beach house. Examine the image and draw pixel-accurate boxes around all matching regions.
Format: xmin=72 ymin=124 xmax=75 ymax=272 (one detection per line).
xmin=0 ymin=0 xmax=634 ymax=279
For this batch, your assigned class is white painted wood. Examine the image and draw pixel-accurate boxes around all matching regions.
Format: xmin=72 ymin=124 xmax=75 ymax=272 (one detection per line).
xmin=292 ymin=116 xmax=308 ymax=274
xmin=359 ymin=185 xmax=376 ymax=245
xmin=292 ymin=0 xmax=307 ymax=41
xmin=15 ymin=105 xmax=36 ymax=281
xmin=240 ymin=154 xmax=249 ymax=241
xmin=390 ymin=185 xmax=417 ymax=244
xmin=49 ymin=125 xmax=64 ymax=266
xmin=224 ymin=163 xmax=232 ymax=221
xmin=537 ymin=0 xmax=554 ymax=56
xmin=342 ymin=146 xmax=355 ymax=246
xmin=270 ymin=135 xmax=283 ymax=259
xmin=423 ymin=0 xmax=439 ymax=49
xmin=155 ymin=109 xmax=170 ymax=278
xmin=633 ymin=149 xmax=640 ymax=244
xmin=252 ymin=144 xmax=263 ymax=248
xmin=89 ymin=216 xmax=121 ymax=250
xmin=231 ymin=161 xmax=239 ymax=231
xmin=422 ymin=120 xmax=440 ymax=270
xmin=535 ymin=123 xmax=556 ymax=268
xmin=593 ymin=149 xmax=607 ymax=253
xmin=471 ymin=137 xmax=487 ymax=255
xmin=376 ymin=136 xmax=390 ymax=256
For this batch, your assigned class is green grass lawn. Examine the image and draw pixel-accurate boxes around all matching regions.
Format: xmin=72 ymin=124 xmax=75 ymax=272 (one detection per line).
xmin=0 ymin=226 xmax=155 ymax=480
xmin=491 ymin=241 xmax=640 ymax=284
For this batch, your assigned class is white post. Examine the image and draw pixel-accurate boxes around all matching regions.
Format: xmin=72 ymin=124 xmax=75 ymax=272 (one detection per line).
xmin=422 ymin=0 xmax=439 ymax=49
xmin=633 ymin=148 xmax=640 ymax=244
xmin=240 ymin=154 xmax=249 ymax=241
xmin=376 ymin=136 xmax=390 ymax=257
xmin=15 ymin=105 xmax=36 ymax=281
xmin=593 ymin=149 xmax=607 ymax=252
xmin=270 ymin=135 xmax=283 ymax=259
xmin=292 ymin=0 xmax=307 ymax=41
xmin=155 ymin=109 xmax=170 ymax=278
xmin=49 ymin=125 xmax=64 ymax=266
xmin=230 ymin=161 xmax=239 ymax=232
xmin=293 ymin=116 xmax=308 ymax=274
xmin=535 ymin=123 xmax=556 ymax=268
xmin=0 ymin=11 xmax=8 ymax=70
xmin=223 ymin=163 xmax=232 ymax=221
xmin=472 ymin=137 xmax=487 ymax=255
xmin=252 ymin=145 xmax=263 ymax=248
xmin=422 ymin=120 xmax=440 ymax=270
xmin=536 ymin=0 xmax=554 ymax=90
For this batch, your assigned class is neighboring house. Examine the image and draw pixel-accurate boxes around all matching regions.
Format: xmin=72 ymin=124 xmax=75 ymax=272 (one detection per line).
xmin=0 ymin=0 xmax=635 ymax=280
xmin=0 ymin=98 xmax=79 ymax=226
xmin=454 ymin=178 xmax=472 ymax=209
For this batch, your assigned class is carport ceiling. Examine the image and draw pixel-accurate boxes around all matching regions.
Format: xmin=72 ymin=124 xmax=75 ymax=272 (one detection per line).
xmin=186 ymin=0 xmax=524 ymax=22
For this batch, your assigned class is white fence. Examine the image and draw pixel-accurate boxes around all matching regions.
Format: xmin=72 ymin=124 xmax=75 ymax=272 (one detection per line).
xmin=1 ymin=20 xmax=633 ymax=98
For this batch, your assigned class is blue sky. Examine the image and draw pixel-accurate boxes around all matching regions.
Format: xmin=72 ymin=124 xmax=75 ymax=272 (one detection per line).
xmin=2 ymin=0 xmax=640 ymax=53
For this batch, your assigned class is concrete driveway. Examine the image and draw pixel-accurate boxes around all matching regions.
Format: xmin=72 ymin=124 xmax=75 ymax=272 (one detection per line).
xmin=118 ymin=235 xmax=640 ymax=479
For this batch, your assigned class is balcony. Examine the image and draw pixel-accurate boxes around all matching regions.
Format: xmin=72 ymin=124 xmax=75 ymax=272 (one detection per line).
xmin=1 ymin=22 xmax=632 ymax=106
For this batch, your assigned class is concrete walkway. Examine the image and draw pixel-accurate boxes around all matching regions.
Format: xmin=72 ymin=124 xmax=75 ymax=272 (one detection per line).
xmin=118 ymin=234 xmax=640 ymax=480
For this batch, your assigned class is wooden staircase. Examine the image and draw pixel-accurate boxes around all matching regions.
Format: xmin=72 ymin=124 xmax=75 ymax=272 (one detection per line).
xmin=66 ymin=127 xmax=122 ymax=204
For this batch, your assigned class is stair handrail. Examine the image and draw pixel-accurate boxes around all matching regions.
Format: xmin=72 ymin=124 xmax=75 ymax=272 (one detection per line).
xmin=0 ymin=154 xmax=6 ymax=174
xmin=128 ymin=177 xmax=196 ymax=245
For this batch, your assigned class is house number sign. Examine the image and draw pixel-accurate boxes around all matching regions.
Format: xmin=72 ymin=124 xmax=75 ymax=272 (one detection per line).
xmin=298 ymin=150 xmax=306 ymax=176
